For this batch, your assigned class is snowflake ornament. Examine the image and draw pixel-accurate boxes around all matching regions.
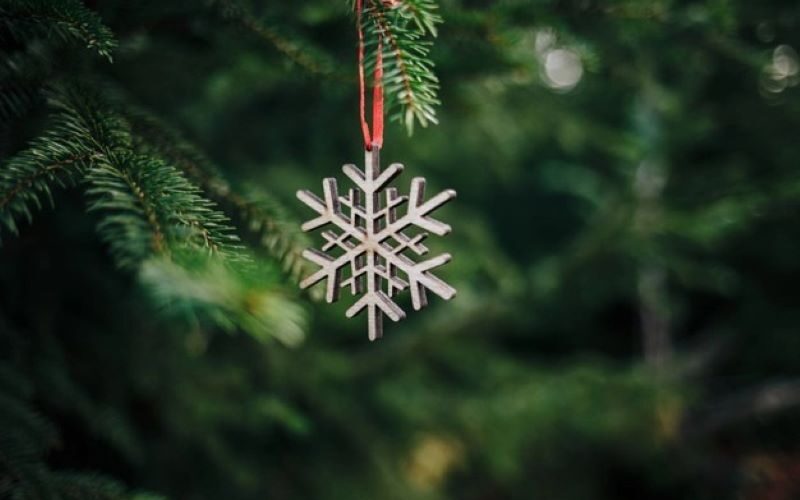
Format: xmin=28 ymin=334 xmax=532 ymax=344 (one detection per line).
xmin=297 ymin=147 xmax=457 ymax=340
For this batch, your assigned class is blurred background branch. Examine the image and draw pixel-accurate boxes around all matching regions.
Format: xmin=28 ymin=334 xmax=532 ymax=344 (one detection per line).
xmin=1 ymin=0 xmax=800 ymax=499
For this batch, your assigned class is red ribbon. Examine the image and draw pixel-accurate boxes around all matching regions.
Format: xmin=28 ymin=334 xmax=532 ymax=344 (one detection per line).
xmin=356 ymin=0 xmax=384 ymax=151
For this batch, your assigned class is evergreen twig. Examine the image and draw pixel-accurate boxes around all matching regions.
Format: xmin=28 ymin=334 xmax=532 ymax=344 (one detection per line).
xmin=0 ymin=0 xmax=116 ymax=61
xmin=212 ymin=0 xmax=337 ymax=76
xmin=121 ymin=104 xmax=315 ymax=283
xmin=361 ymin=0 xmax=442 ymax=133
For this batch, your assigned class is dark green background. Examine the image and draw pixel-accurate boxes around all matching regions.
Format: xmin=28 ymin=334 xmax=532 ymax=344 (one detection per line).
xmin=1 ymin=1 xmax=799 ymax=499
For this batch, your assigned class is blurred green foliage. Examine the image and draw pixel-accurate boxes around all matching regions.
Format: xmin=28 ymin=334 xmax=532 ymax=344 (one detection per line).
xmin=2 ymin=0 xmax=800 ymax=499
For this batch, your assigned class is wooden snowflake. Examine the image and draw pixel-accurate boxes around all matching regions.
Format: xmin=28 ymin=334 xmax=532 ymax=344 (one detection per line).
xmin=296 ymin=148 xmax=456 ymax=340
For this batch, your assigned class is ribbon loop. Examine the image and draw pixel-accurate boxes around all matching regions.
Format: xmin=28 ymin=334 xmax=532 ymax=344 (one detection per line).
xmin=356 ymin=0 xmax=384 ymax=151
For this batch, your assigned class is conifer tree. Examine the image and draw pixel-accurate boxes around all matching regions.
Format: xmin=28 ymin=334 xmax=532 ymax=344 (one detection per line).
xmin=2 ymin=1 xmax=800 ymax=500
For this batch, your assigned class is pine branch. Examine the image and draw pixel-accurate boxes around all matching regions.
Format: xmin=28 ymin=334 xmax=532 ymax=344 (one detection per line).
xmin=0 ymin=393 xmax=58 ymax=457
xmin=52 ymin=85 xmax=243 ymax=267
xmin=213 ymin=1 xmax=442 ymax=134
xmin=0 ymin=456 xmax=53 ymax=500
xmin=232 ymin=190 xmax=314 ymax=284
xmin=140 ymin=252 xmax=307 ymax=346
xmin=361 ymin=0 xmax=442 ymax=134
xmin=86 ymin=153 xmax=243 ymax=269
xmin=0 ymin=97 xmax=100 ymax=238
xmin=0 ymin=0 xmax=116 ymax=61
xmin=385 ymin=0 xmax=442 ymax=37
xmin=1 ymin=82 xmax=308 ymax=343
xmin=0 ymin=83 xmax=38 ymax=123
xmin=0 ymin=364 xmax=58 ymax=500
xmin=86 ymin=154 xmax=170 ymax=266
xmin=53 ymin=473 xmax=125 ymax=500
xmin=120 ymin=103 xmax=316 ymax=284
xmin=53 ymin=473 xmax=141 ymax=500
xmin=0 ymin=364 xmax=156 ymax=500
xmin=0 ymin=46 xmax=54 ymax=122
xmin=2 ymin=84 xmax=243 ymax=269
xmin=211 ymin=0 xmax=337 ymax=76
xmin=46 ymin=83 xmax=132 ymax=153
xmin=0 ymin=83 xmax=128 ymax=241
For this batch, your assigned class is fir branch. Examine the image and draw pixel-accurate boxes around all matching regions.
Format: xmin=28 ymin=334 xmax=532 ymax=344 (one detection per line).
xmin=213 ymin=0 xmax=442 ymax=133
xmin=86 ymin=153 xmax=243 ymax=269
xmin=0 ymin=83 xmax=128 ymax=240
xmin=0 ymin=364 xmax=155 ymax=500
xmin=0 ymin=110 xmax=98 ymax=238
xmin=1 ymin=82 xmax=307 ymax=344
xmin=385 ymin=0 xmax=443 ymax=37
xmin=46 ymin=83 xmax=132 ymax=153
xmin=1 ymin=84 xmax=243 ymax=269
xmin=53 ymin=473 xmax=127 ymax=500
xmin=0 ymin=80 xmax=40 ymax=123
xmin=0 ymin=48 xmax=53 ymax=122
xmin=0 ymin=364 xmax=58 ymax=500
xmin=53 ymin=472 xmax=161 ymax=500
xmin=0 ymin=450 xmax=53 ymax=500
xmin=140 ymin=252 xmax=307 ymax=346
xmin=86 ymin=154 xmax=169 ymax=265
xmin=51 ymin=85 xmax=243 ymax=267
xmin=121 ymin=106 xmax=229 ymax=191
xmin=212 ymin=0 xmax=336 ymax=76
xmin=120 ymin=104 xmax=315 ymax=283
xmin=230 ymin=190 xmax=314 ymax=284
xmin=361 ymin=0 xmax=441 ymax=134
xmin=0 ymin=394 xmax=58 ymax=458
xmin=0 ymin=0 xmax=116 ymax=61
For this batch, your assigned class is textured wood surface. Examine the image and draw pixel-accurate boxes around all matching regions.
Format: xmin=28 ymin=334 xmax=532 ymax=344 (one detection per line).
xmin=297 ymin=147 xmax=456 ymax=340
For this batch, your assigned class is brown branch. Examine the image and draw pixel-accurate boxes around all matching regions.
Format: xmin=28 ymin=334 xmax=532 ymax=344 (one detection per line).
xmin=186 ymin=218 xmax=222 ymax=255
xmin=117 ymin=169 xmax=167 ymax=254
xmin=0 ymin=152 xmax=92 ymax=210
